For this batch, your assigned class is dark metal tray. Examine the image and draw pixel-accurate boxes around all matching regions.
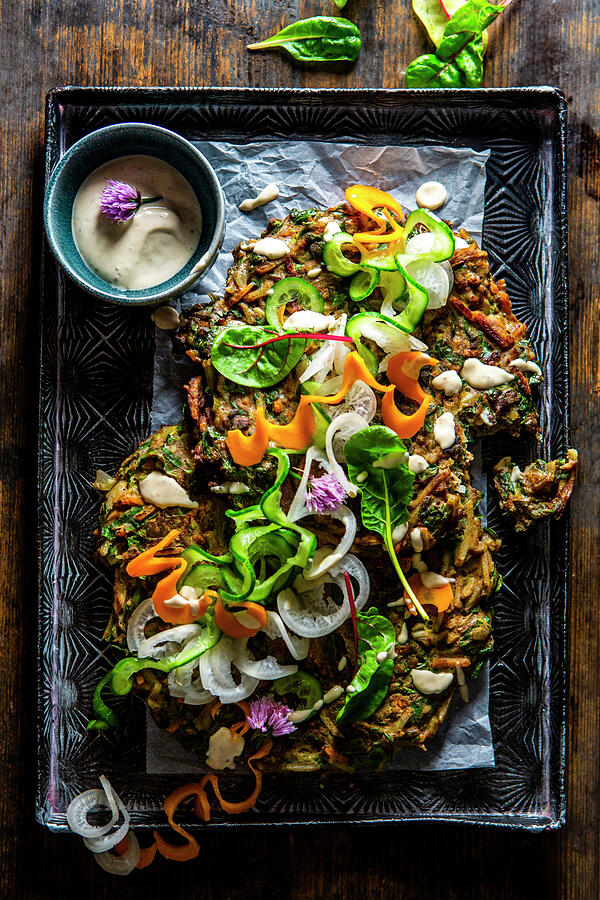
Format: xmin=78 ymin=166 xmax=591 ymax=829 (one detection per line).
xmin=38 ymin=86 xmax=569 ymax=831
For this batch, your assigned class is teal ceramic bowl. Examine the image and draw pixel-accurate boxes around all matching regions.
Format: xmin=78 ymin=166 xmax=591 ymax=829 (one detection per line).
xmin=43 ymin=123 xmax=225 ymax=305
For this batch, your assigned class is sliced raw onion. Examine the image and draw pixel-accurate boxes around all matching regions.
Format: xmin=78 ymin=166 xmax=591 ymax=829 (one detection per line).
xmin=167 ymin=657 xmax=196 ymax=696
xmin=302 ymin=506 xmax=357 ymax=580
xmin=182 ymin=680 xmax=216 ymax=706
xmin=405 ymin=259 xmax=450 ymax=310
xmin=299 ymin=340 xmax=336 ymax=384
xmin=67 ymin=775 xmax=120 ymax=840
xmin=360 ymin=319 xmax=412 ymax=355
xmin=325 ymin=413 xmax=368 ymax=497
xmin=94 ymin=831 xmax=140 ymax=876
xmin=235 ymin=646 xmax=298 ymax=680
xmin=309 ymin=375 xmax=343 ymax=396
xmin=263 ymin=611 xmax=310 ymax=660
xmin=84 ymin=785 xmax=129 ymax=854
xmin=284 ymin=311 xmax=336 ymax=332
xmin=126 ymin=598 xmax=157 ymax=652
xmin=277 ymin=553 xmax=370 ymax=638
xmin=199 ymin=637 xmax=259 ymax=703
xmin=333 ymin=313 xmax=348 ymax=374
xmin=137 ymin=624 xmax=202 ymax=660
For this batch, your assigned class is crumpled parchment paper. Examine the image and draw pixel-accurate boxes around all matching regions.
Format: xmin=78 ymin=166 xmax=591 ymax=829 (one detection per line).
xmin=146 ymin=140 xmax=494 ymax=775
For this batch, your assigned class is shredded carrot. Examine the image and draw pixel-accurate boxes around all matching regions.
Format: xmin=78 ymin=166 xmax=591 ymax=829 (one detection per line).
xmin=405 ymin=573 xmax=454 ymax=613
xmin=431 ymin=656 xmax=471 ymax=669
xmin=136 ymin=841 xmax=159 ymax=869
xmin=197 ymin=738 xmax=273 ymax=820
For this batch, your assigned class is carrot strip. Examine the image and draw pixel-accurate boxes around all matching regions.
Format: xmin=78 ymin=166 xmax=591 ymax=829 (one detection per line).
xmin=125 ymin=529 xmax=198 ymax=626
xmin=201 ymin=738 xmax=273 ymax=819
xmin=136 ymin=840 xmax=159 ymax=869
xmin=215 ymin=598 xmax=267 ymax=638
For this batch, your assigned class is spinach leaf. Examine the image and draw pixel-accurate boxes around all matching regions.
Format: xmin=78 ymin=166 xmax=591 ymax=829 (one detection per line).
xmin=248 ymin=17 xmax=361 ymax=64
xmin=337 ymin=606 xmax=395 ymax=725
xmin=211 ymin=324 xmax=307 ymax=388
xmin=406 ymin=0 xmax=505 ymax=88
xmin=345 ymin=427 xmax=429 ymax=621
xmin=412 ymin=0 xmax=489 ymax=49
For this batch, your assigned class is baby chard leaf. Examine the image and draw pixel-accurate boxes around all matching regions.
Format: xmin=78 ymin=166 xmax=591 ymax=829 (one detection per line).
xmin=337 ymin=607 xmax=396 ymax=725
xmin=211 ymin=324 xmax=307 ymax=388
xmin=406 ymin=0 xmax=506 ymax=88
xmin=248 ymin=17 xmax=361 ymax=64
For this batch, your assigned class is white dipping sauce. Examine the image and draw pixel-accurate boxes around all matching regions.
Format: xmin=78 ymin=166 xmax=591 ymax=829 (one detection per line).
xmin=239 ymin=182 xmax=279 ymax=212
xmin=434 ymin=411 xmax=456 ymax=450
xmin=411 ymin=669 xmax=454 ymax=695
xmin=461 ymin=357 xmax=515 ymax=390
xmin=416 ymin=181 xmax=447 ymax=211
xmin=252 ymin=237 xmax=289 ymax=259
xmin=72 ymin=156 xmax=202 ymax=290
xmin=206 ymin=727 xmax=245 ymax=770
xmin=139 ymin=471 xmax=198 ymax=509
xmin=408 ymin=454 xmax=429 ymax=475
xmin=431 ymin=370 xmax=462 ymax=397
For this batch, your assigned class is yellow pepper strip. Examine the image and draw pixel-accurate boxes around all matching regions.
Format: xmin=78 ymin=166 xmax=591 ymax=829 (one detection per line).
xmin=126 ymin=529 xmax=198 ymax=626
xmin=345 ymin=184 xmax=403 ymax=226
xmin=226 ymin=350 xmax=436 ymax=466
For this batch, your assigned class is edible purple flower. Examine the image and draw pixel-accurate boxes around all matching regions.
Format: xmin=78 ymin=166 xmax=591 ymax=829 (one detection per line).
xmin=99 ymin=180 xmax=161 ymax=223
xmin=306 ymin=473 xmax=348 ymax=514
xmin=248 ymin=695 xmax=296 ymax=737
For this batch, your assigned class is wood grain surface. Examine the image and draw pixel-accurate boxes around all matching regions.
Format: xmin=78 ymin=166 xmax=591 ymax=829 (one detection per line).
xmin=0 ymin=0 xmax=597 ymax=897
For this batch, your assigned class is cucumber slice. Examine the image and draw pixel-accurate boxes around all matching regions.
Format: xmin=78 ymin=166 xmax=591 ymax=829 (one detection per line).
xmin=322 ymin=232 xmax=361 ymax=277
xmin=265 ymin=277 xmax=324 ymax=329
xmin=349 ymin=267 xmax=379 ymax=302
xmin=345 ymin=314 xmax=379 ymax=375
xmin=359 ymin=241 xmax=403 ymax=272
xmin=402 ymin=209 xmax=455 ymax=262
xmin=273 ymin=671 xmax=323 ymax=721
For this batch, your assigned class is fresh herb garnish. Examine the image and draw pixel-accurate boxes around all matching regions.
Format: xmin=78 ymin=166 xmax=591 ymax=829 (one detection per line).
xmin=248 ymin=16 xmax=361 ymax=64
xmin=406 ymin=0 xmax=508 ymax=88
xmin=337 ymin=606 xmax=396 ymax=725
xmin=344 ymin=426 xmax=429 ymax=622
xmin=211 ymin=325 xmax=352 ymax=388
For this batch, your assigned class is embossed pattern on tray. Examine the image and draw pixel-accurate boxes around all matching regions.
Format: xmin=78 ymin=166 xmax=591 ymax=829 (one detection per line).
xmin=38 ymin=87 xmax=569 ymax=831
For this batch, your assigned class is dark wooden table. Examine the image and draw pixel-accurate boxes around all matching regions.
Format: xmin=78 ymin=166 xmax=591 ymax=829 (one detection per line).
xmin=1 ymin=1 xmax=597 ymax=896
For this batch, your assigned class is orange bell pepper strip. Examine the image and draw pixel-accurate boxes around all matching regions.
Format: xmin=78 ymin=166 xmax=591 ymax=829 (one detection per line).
xmin=386 ymin=351 xmax=438 ymax=404
xmin=214 ymin=598 xmax=267 ymax=639
xmin=404 ymin=573 xmax=454 ymax=613
xmin=126 ymin=530 xmax=198 ymax=626
xmin=381 ymin=390 xmax=431 ymax=440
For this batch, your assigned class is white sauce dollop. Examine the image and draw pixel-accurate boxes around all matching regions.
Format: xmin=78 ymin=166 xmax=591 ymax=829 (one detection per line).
xmin=392 ymin=522 xmax=409 ymax=544
xmin=411 ymin=669 xmax=454 ymax=695
xmin=206 ymin=727 xmax=245 ymax=770
xmin=434 ymin=411 xmax=456 ymax=450
xmin=151 ymin=306 xmax=181 ymax=330
xmin=338 ymin=656 xmax=347 ymax=672
xmin=510 ymin=465 xmax=523 ymax=483
xmin=421 ymin=571 xmax=454 ymax=589
xmin=453 ymin=236 xmax=470 ymax=250
xmin=283 ymin=311 xmax=336 ymax=332
xmin=397 ymin=622 xmax=409 ymax=645
xmin=323 ymin=221 xmax=342 ymax=243
xmin=306 ymin=267 xmax=322 ymax=278
xmin=508 ymin=358 xmax=542 ymax=376
xmin=376 ymin=651 xmax=388 ymax=664
xmin=431 ymin=370 xmax=462 ymax=397
xmin=209 ymin=481 xmax=251 ymax=495
xmin=252 ymin=237 xmax=289 ymax=259
xmin=139 ymin=471 xmax=198 ymax=509
xmin=323 ymin=685 xmax=344 ymax=704
xmin=416 ymin=181 xmax=447 ymax=211
xmin=239 ymin=182 xmax=279 ymax=212
xmin=408 ymin=454 xmax=429 ymax=475
xmin=410 ymin=527 xmax=424 ymax=553
xmin=461 ymin=358 xmax=515 ymax=390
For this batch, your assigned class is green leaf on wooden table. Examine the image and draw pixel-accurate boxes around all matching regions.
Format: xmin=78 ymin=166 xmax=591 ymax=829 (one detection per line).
xmin=247 ymin=17 xmax=361 ymax=64
xmin=333 ymin=0 xmax=349 ymax=9
xmin=407 ymin=0 xmax=506 ymax=88
xmin=412 ymin=0 xmax=489 ymax=50
xmin=336 ymin=606 xmax=396 ymax=725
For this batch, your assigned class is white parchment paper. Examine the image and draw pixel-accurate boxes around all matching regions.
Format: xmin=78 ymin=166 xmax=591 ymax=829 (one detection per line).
xmin=146 ymin=140 xmax=494 ymax=774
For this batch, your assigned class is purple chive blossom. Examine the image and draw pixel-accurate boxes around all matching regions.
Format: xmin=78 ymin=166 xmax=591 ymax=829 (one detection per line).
xmin=248 ymin=695 xmax=296 ymax=737
xmin=99 ymin=180 xmax=162 ymax=223
xmin=306 ymin=473 xmax=348 ymax=514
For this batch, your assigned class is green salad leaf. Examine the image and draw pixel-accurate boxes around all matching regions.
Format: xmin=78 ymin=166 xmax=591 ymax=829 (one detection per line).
xmin=412 ymin=0 xmax=489 ymax=49
xmin=406 ymin=0 xmax=505 ymax=88
xmin=211 ymin=324 xmax=307 ymax=388
xmin=337 ymin=606 xmax=396 ymax=724
xmin=248 ymin=17 xmax=361 ymax=64
xmin=345 ymin=426 xmax=429 ymax=621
